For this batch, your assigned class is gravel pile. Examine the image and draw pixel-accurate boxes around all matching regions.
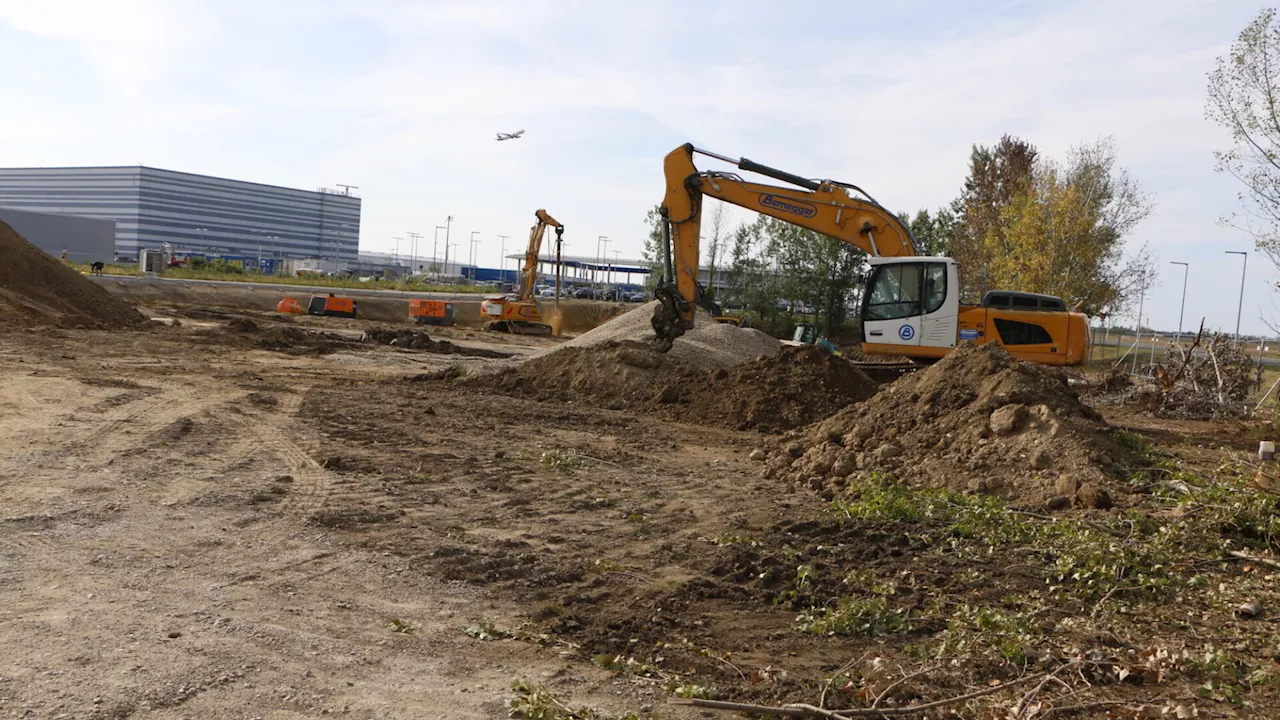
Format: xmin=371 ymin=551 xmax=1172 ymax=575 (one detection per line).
xmin=542 ymin=300 xmax=781 ymax=371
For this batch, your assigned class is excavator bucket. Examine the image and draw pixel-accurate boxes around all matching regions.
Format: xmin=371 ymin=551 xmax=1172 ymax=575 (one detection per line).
xmin=276 ymin=297 xmax=304 ymax=315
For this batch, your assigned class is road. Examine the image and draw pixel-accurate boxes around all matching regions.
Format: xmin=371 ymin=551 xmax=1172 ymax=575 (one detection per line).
xmin=88 ymin=272 xmax=492 ymax=301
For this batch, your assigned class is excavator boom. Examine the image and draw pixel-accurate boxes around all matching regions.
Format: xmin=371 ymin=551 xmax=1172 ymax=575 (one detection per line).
xmin=653 ymin=143 xmax=917 ymax=348
xmin=519 ymin=209 xmax=563 ymax=301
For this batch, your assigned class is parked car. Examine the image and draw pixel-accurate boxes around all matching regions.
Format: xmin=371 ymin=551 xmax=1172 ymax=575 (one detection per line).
xmin=628 ymin=292 xmax=648 ymax=303
xmin=537 ymin=286 xmax=557 ymax=297
xmin=571 ymin=286 xmax=594 ymax=299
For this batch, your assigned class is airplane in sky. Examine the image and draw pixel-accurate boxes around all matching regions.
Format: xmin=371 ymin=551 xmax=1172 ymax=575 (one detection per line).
xmin=496 ymin=130 xmax=525 ymax=141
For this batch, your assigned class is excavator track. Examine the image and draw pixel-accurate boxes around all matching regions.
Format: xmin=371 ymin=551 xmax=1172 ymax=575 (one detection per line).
xmin=484 ymin=320 xmax=553 ymax=336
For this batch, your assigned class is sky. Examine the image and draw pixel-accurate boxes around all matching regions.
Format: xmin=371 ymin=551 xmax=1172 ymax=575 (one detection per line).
xmin=0 ymin=0 xmax=1274 ymax=334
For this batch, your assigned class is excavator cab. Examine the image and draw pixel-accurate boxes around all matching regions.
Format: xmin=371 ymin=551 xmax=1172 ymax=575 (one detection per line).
xmin=860 ymin=257 xmax=959 ymax=359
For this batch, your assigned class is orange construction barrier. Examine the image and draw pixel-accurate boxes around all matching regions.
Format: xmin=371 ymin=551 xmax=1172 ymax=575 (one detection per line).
xmin=276 ymin=297 xmax=304 ymax=315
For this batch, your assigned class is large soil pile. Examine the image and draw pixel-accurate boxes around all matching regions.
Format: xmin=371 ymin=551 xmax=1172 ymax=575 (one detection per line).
xmin=480 ymin=340 xmax=876 ymax=431
xmin=668 ymin=345 xmax=879 ymax=432
xmin=0 ymin=220 xmax=144 ymax=329
xmin=759 ymin=342 xmax=1128 ymax=509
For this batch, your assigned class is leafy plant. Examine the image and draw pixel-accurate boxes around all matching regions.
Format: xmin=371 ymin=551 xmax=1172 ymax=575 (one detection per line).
xmin=508 ymin=680 xmax=596 ymax=719
xmin=797 ymin=596 xmax=910 ymax=637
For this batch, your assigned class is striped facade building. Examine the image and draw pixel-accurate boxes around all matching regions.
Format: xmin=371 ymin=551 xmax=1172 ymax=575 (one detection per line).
xmin=0 ymin=166 xmax=360 ymax=262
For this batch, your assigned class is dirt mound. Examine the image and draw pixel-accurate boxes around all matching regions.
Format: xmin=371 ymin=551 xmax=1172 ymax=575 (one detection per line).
xmin=0 ymin=220 xmax=145 ymax=329
xmin=543 ymin=300 xmax=781 ymax=371
xmin=472 ymin=341 xmax=876 ymax=431
xmin=665 ymin=346 xmax=879 ymax=432
xmin=484 ymin=339 xmax=702 ymax=408
xmin=255 ymin=326 xmax=354 ymax=355
xmin=759 ymin=342 xmax=1128 ymax=509
xmin=362 ymin=327 xmax=512 ymax=359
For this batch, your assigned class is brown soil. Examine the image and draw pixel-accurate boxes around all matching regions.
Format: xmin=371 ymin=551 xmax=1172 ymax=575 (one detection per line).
xmin=761 ymin=342 xmax=1130 ymax=509
xmin=0 ymin=219 xmax=145 ymax=329
xmin=363 ymin=326 xmax=513 ymax=359
xmin=661 ymin=345 xmax=880 ymax=432
xmin=4 ymin=312 xmax=1279 ymax=718
xmin=461 ymin=342 xmax=877 ymax=432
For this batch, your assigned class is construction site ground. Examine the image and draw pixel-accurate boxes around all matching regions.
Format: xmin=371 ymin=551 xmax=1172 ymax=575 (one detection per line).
xmin=4 ymin=301 xmax=1280 ymax=719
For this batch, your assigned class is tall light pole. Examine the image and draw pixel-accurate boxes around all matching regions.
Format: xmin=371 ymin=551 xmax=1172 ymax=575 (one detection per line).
xmin=434 ymin=225 xmax=447 ymax=275
xmin=450 ymin=243 xmax=459 ymax=278
xmin=445 ymin=215 xmax=454 ymax=275
xmin=612 ymin=249 xmax=621 ymax=286
xmin=1226 ymin=250 xmax=1248 ymax=345
xmin=1170 ymin=261 xmax=1188 ymax=347
xmin=469 ymin=231 xmax=481 ymax=281
xmin=498 ymin=234 xmax=510 ymax=285
xmin=407 ymin=231 xmax=422 ymax=274
xmin=393 ymin=236 xmax=402 ymax=264
xmin=596 ymin=236 xmax=608 ymax=285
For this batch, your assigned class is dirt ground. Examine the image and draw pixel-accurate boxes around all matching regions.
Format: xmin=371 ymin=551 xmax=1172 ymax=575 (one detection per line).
xmin=4 ymin=302 xmax=1280 ymax=719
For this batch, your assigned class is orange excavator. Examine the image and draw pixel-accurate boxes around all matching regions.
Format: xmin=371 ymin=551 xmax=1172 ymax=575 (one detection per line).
xmin=480 ymin=209 xmax=563 ymax=334
xmin=650 ymin=143 xmax=1090 ymax=366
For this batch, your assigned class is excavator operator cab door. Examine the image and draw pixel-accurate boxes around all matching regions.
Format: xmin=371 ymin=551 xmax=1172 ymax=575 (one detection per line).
xmin=861 ymin=258 xmax=959 ymax=353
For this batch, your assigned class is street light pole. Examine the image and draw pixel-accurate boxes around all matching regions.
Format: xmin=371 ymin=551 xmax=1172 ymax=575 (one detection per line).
xmin=498 ymin=235 xmax=510 ymax=286
xmin=393 ymin=237 xmax=402 ymax=264
xmin=1226 ymin=250 xmax=1248 ymax=345
xmin=469 ymin=231 xmax=480 ymax=282
xmin=407 ymin=231 xmax=422 ymax=274
xmin=445 ymin=215 xmax=453 ymax=276
xmin=434 ymin=226 xmax=447 ymax=275
xmin=612 ymin=249 xmax=621 ymax=286
xmin=1170 ymin=261 xmax=1188 ymax=347
xmin=596 ymin=236 xmax=608 ymax=285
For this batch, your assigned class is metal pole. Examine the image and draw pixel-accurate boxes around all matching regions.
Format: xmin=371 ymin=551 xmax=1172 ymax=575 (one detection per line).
xmin=1132 ymin=283 xmax=1145 ymax=375
xmin=469 ymin=231 xmax=480 ymax=282
xmin=434 ymin=226 xmax=446 ymax=276
xmin=1171 ymin=261 xmax=1188 ymax=347
xmin=1227 ymin=250 xmax=1248 ymax=346
xmin=498 ymin=234 xmax=509 ymax=286
xmin=445 ymin=216 xmax=453 ymax=276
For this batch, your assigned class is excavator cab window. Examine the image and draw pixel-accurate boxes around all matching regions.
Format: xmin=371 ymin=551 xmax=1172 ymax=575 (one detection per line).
xmin=923 ymin=264 xmax=947 ymax=314
xmin=865 ymin=263 xmax=922 ymax=320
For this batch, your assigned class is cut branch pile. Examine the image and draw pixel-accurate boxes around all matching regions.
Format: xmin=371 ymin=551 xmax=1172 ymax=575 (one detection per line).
xmin=1088 ymin=322 xmax=1262 ymax=419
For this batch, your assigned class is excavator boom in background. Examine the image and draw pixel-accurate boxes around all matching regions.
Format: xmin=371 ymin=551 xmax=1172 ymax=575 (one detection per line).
xmin=481 ymin=209 xmax=563 ymax=335
xmin=651 ymin=143 xmax=1089 ymax=365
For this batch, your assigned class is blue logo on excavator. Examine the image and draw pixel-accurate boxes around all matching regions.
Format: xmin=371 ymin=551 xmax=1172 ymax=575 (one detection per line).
xmin=759 ymin=194 xmax=818 ymax=218
xmin=898 ymin=325 xmax=915 ymax=341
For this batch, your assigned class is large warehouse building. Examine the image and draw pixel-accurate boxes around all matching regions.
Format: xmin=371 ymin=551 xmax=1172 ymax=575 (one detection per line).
xmin=0 ymin=166 xmax=360 ymax=262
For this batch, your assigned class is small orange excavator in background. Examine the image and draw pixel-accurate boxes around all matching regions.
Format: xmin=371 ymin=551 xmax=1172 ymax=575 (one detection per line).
xmin=480 ymin=209 xmax=563 ymax=335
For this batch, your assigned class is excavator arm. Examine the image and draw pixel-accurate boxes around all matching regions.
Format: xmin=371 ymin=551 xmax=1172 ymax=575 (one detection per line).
xmin=651 ymin=143 xmax=917 ymax=350
xmin=519 ymin=209 xmax=563 ymax=301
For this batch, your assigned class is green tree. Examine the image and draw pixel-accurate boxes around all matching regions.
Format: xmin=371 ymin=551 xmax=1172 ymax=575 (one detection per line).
xmin=641 ymin=204 xmax=666 ymax=291
xmin=952 ymin=135 xmax=1039 ymax=300
xmin=897 ymin=207 xmax=959 ymax=258
xmin=987 ymin=138 xmax=1154 ymax=316
xmin=1207 ymin=9 xmax=1280 ymax=274
xmin=766 ymin=219 xmax=867 ymax=335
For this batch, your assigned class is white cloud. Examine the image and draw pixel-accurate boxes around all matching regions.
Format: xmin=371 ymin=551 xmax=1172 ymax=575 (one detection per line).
xmin=0 ymin=0 xmax=1274 ymax=332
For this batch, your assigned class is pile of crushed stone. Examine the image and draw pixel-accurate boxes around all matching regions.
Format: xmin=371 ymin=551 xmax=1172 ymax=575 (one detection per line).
xmin=542 ymin=300 xmax=782 ymax=371
xmin=470 ymin=341 xmax=876 ymax=432
xmin=757 ymin=342 xmax=1129 ymax=509
xmin=362 ymin=327 xmax=511 ymax=359
xmin=0 ymin=220 xmax=145 ymax=329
